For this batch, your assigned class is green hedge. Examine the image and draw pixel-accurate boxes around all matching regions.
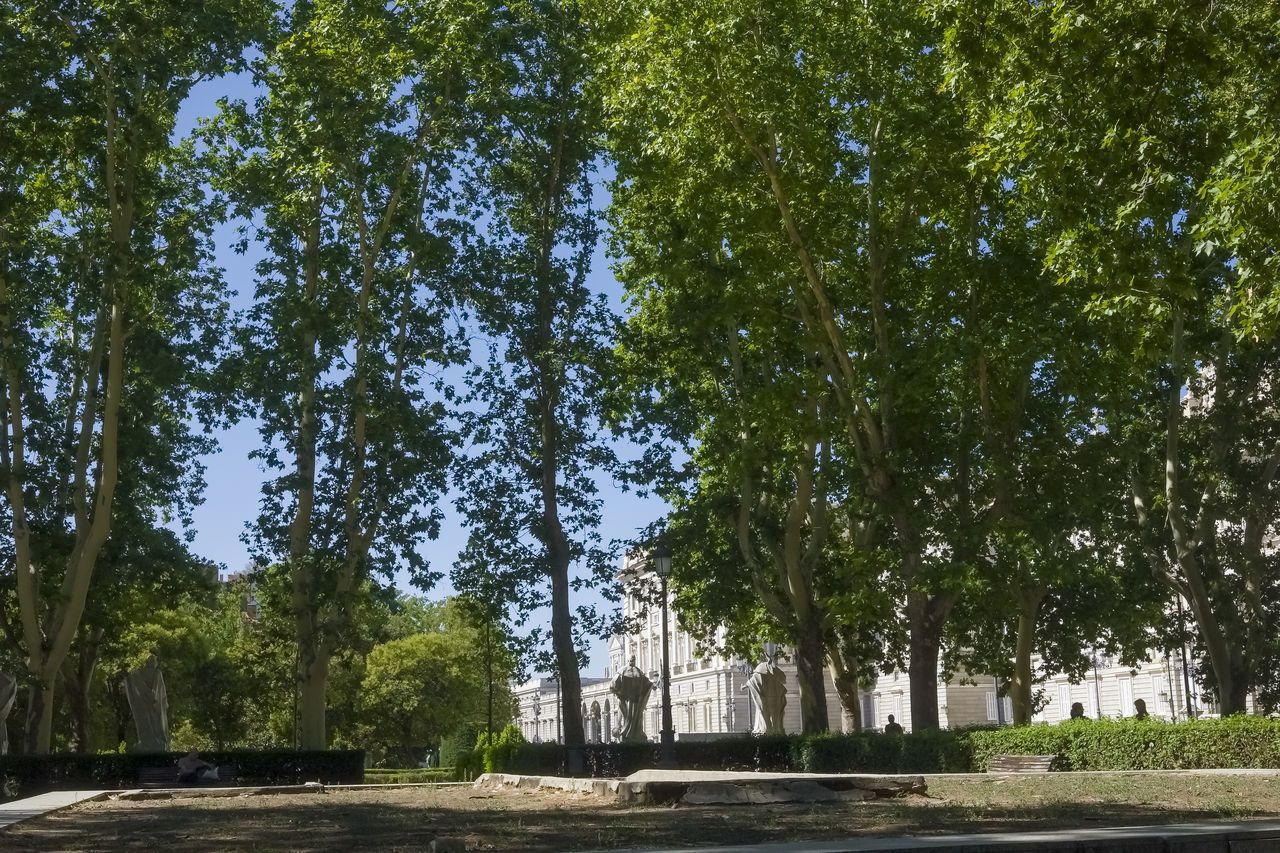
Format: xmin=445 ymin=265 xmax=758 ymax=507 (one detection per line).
xmin=969 ymin=716 xmax=1280 ymax=771
xmin=0 ymin=750 xmax=365 ymax=801
xmin=490 ymin=717 xmax=1280 ymax=778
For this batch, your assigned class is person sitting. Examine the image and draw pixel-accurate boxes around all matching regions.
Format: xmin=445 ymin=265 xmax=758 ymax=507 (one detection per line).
xmin=177 ymin=750 xmax=216 ymax=784
xmin=1069 ymin=701 xmax=1086 ymax=720
xmin=1133 ymin=698 xmax=1149 ymax=721
xmin=883 ymin=714 xmax=904 ymax=735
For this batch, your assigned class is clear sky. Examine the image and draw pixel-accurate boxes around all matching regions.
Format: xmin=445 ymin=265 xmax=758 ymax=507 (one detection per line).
xmin=174 ymin=71 xmax=670 ymax=679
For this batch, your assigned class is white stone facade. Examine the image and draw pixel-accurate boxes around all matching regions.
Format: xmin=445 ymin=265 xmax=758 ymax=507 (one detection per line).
xmin=513 ymin=562 xmax=1228 ymax=741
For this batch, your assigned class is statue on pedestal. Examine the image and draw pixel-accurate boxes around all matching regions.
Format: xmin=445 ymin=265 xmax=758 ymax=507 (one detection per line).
xmin=124 ymin=655 xmax=170 ymax=751
xmin=0 ymin=671 xmax=16 ymax=755
xmin=745 ymin=645 xmax=787 ymax=735
xmin=609 ymin=657 xmax=653 ymax=743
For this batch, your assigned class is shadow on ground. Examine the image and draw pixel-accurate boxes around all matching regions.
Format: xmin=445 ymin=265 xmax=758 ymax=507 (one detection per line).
xmin=4 ymin=792 xmax=1278 ymax=853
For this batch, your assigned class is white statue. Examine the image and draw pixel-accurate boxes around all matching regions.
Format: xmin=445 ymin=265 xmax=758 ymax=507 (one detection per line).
xmin=124 ymin=655 xmax=170 ymax=751
xmin=0 ymin=671 xmax=16 ymax=755
xmin=609 ymin=657 xmax=653 ymax=743
xmin=744 ymin=645 xmax=787 ymax=735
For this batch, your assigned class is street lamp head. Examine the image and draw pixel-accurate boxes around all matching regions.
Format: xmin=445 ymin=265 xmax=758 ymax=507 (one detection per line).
xmin=650 ymin=543 xmax=672 ymax=579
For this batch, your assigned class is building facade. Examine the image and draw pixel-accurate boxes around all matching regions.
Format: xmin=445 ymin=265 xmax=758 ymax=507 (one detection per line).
xmin=513 ymin=561 xmax=1224 ymax=741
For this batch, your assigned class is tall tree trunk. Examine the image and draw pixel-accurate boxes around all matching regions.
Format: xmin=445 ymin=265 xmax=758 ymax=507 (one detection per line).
xmin=290 ymin=210 xmax=323 ymax=749
xmin=550 ymin=565 xmax=584 ymax=753
xmin=298 ymin=649 xmax=330 ymax=749
xmin=64 ymin=630 xmax=101 ymax=752
xmin=1009 ymin=587 xmax=1045 ymax=725
xmin=296 ymin=640 xmax=330 ymax=747
xmin=540 ymin=389 xmax=584 ymax=765
xmin=24 ymin=683 xmax=54 ymax=754
xmin=1161 ymin=314 xmax=1247 ymax=715
xmin=828 ymin=644 xmax=863 ymax=732
xmin=906 ymin=590 xmax=951 ymax=731
xmin=793 ymin=622 xmax=829 ymax=734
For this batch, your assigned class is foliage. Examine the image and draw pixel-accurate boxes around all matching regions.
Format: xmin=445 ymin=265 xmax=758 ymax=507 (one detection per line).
xmin=0 ymin=0 xmax=266 ymax=753
xmin=496 ymin=718 xmax=1280 ymax=778
xmin=477 ymin=723 xmax=527 ymax=773
xmin=439 ymin=722 xmax=483 ymax=771
xmin=358 ymin=633 xmax=481 ymax=762
xmin=934 ymin=0 xmax=1280 ymax=715
xmin=967 ymin=716 xmax=1280 ymax=772
xmin=210 ymin=0 xmax=492 ymax=747
xmin=451 ymin=0 xmax=616 ymax=754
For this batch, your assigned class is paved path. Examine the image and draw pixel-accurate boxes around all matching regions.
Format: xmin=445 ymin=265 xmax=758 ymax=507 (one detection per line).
xmin=602 ymin=818 xmax=1280 ymax=853
xmin=0 ymin=790 xmax=106 ymax=831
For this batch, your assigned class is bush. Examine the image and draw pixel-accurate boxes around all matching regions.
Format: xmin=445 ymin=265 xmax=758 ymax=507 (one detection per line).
xmin=439 ymin=723 xmax=482 ymax=769
xmin=363 ymin=767 xmax=455 ymax=784
xmin=0 ymin=750 xmax=365 ymax=802
xmin=485 ymin=716 xmax=1280 ymax=779
xmin=969 ymin=715 xmax=1280 ymax=771
xmin=478 ymin=724 xmax=526 ymax=773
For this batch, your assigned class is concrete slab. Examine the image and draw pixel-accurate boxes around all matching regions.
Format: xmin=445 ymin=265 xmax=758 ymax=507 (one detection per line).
xmin=0 ymin=790 xmax=107 ymax=830
xmin=587 ymin=818 xmax=1280 ymax=853
xmin=112 ymin=782 xmax=326 ymax=801
xmin=475 ymin=770 xmax=925 ymax=805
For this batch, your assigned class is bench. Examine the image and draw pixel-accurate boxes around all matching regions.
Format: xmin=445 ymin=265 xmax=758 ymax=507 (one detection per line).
xmin=987 ymin=754 xmax=1056 ymax=773
xmin=137 ymin=764 xmax=239 ymax=788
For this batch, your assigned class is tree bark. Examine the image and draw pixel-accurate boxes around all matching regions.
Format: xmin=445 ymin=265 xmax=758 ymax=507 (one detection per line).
xmin=290 ymin=205 xmax=324 ymax=749
xmin=298 ymin=649 xmax=330 ymax=749
xmin=64 ymin=630 xmax=102 ymax=752
xmin=906 ymin=590 xmax=951 ymax=731
xmin=1009 ymin=587 xmax=1045 ymax=725
xmin=793 ymin=622 xmax=830 ymax=734
xmin=828 ymin=658 xmax=863 ymax=732
xmin=1160 ymin=314 xmax=1247 ymax=715
xmin=24 ymin=682 xmax=54 ymax=754
xmin=542 ymin=395 xmax=585 ymax=761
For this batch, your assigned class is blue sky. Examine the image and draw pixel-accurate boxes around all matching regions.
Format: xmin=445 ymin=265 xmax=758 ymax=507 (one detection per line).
xmin=174 ymin=72 xmax=670 ymax=677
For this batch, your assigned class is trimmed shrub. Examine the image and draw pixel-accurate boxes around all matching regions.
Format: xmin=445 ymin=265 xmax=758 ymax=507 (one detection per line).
xmin=970 ymin=715 xmax=1280 ymax=771
xmin=485 ymin=716 xmax=1280 ymax=779
xmin=503 ymin=741 xmax=563 ymax=775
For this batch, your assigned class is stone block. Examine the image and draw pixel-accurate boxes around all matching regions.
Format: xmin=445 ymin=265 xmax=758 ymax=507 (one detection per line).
xmin=781 ymin=781 xmax=839 ymax=802
xmin=682 ymin=783 xmax=752 ymax=804
xmin=834 ymin=787 xmax=875 ymax=801
xmin=746 ymin=784 xmax=794 ymax=804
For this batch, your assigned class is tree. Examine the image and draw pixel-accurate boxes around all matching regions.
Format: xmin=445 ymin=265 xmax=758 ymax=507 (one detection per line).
xmin=358 ymin=597 xmax=513 ymax=764
xmin=452 ymin=0 xmax=613 ymax=763
xmin=613 ymin=239 xmax=895 ymax=732
xmin=214 ymin=0 xmax=488 ymax=748
xmin=0 ymin=1 xmax=260 ymax=752
xmin=597 ymin=0 xmax=1076 ymax=729
xmin=936 ymin=0 xmax=1280 ymax=715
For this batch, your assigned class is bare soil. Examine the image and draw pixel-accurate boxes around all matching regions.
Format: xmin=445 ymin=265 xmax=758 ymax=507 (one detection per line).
xmin=4 ymin=771 xmax=1280 ymax=852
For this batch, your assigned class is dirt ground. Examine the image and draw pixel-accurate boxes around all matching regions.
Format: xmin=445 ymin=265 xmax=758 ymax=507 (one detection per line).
xmin=5 ymin=772 xmax=1280 ymax=852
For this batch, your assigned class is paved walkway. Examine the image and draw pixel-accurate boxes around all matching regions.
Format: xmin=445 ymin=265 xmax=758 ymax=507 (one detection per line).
xmin=0 ymin=790 xmax=106 ymax=831
xmin=604 ymin=818 xmax=1280 ymax=853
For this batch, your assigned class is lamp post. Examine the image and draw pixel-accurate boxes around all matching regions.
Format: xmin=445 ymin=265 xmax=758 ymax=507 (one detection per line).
xmin=651 ymin=544 xmax=676 ymax=769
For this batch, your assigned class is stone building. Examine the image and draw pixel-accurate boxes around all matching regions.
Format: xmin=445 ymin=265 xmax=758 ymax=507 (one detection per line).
xmin=513 ymin=560 xmax=1228 ymax=741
